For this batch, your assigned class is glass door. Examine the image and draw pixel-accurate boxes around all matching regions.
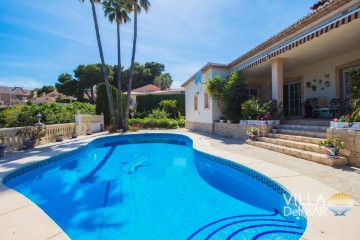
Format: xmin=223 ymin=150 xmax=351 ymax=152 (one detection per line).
xmin=283 ymin=82 xmax=301 ymax=117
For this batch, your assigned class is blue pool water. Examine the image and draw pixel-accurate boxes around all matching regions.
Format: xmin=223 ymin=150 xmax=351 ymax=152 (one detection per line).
xmin=4 ymin=134 xmax=306 ymax=239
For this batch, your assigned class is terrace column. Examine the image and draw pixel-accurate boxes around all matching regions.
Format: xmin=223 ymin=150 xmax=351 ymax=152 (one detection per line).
xmin=271 ymin=58 xmax=284 ymax=104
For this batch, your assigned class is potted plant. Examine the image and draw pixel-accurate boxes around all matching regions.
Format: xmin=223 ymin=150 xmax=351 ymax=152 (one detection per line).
xmin=55 ymin=131 xmax=65 ymax=142
xmin=0 ymin=135 xmax=7 ymax=158
xmin=17 ymin=125 xmax=46 ymax=149
xmin=72 ymin=124 xmax=78 ymax=138
xmin=219 ymin=116 xmax=225 ymax=123
xmin=350 ymin=114 xmax=360 ymax=129
xmin=331 ymin=114 xmax=351 ymax=128
xmin=272 ymin=126 xmax=278 ymax=134
xmin=318 ymin=137 xmax=344 ymax=158
xmin=246 ymin=127 xmax=260 ymax=141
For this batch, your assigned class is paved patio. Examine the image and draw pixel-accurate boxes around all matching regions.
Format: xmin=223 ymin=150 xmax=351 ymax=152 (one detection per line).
xmin=186 ymin=129 xmax=360 ymax=203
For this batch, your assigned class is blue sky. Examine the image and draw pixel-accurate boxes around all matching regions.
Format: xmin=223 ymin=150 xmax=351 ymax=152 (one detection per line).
xmin=0 ymin=0 xmax=315 ymax=90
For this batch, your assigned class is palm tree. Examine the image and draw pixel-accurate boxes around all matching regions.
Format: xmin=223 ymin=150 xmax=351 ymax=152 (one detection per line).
xmin=80 ymin=0 xmax=116 ymax=127
xmin=123 ymin=0 xmax=150 ymax=131
xmin=102 ymin=0 xmax=131 ymax=129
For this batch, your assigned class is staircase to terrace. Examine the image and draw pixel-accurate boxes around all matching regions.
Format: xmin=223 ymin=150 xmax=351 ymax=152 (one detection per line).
xmin=246 ymin=119 xmax=348 ymax=167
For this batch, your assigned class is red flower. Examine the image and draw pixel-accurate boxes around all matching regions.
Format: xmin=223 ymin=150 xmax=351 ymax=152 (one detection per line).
xmin=256 ymin=116 xmax=260 ymax=120
xmin=332 ymin=118 xmax=337 ymax=122
xmin=345 ymin=114 xmax=351 ymax=118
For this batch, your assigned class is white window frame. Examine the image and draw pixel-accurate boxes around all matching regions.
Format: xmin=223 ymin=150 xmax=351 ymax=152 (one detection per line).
xmin=244 ymin=88 xmax=259 ymax=99
xmin=204 ymin=91 xmax=209 ymax=109
xmin=194 ymin=95 xmax=198 ymax=111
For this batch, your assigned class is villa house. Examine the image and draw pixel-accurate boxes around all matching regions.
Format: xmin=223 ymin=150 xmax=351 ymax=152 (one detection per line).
xmin=130 ymin=84 xmax=185 ymax=108
xmin=182 ymin=0 xmax=360 ymax=133
xmin=31 ymin=89 xmax=76 ymax=104
xmin=181 ymin=0 xmax=360 ymax=167
xmin=0 ymin=86 xmax=31 ymax=108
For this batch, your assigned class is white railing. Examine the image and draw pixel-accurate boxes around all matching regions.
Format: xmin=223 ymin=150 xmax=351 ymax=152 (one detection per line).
xmin=0 ymin=114 xmax=104 ymax=152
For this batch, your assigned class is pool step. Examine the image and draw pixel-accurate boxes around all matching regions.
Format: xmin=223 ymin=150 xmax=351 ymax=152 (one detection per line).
xmin=246 ymin=139 xmax=348 ymax=167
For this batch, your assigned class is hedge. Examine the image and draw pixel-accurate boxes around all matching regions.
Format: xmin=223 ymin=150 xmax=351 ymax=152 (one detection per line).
xmin=136 ymin=94 xmax=185 ymax=116
xmin=129 ymin=118 xmax=179 ymax=129
xmin=0 ymin=102 xmax=95 ymax=128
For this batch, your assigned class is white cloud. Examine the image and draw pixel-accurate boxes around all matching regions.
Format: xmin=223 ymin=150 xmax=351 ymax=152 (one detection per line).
xmin=0 ymin=77 xmax=43 ymax=89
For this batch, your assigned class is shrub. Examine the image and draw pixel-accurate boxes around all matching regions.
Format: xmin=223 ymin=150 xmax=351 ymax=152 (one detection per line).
xmin=0 ymin=102 xmax=95 ymax=128
xmin=136 ymin=94 xmax=185 ymax=116
xmin=178 ymin=117 xmax=185 ymax=128
xmin=206 ymin=72 xmax=246 ymax=122
xmin=96 ymin=83 xmax=118 ymax=126
xmin=159 ymin=99 xmax=178 ymax=118
xmin=128 ymin=117 xmax=179 ymax=129
xmin=148 ymin=108 xmax=169 ymax=119
xmin=241 ymin=98 xmax=272 ymax=120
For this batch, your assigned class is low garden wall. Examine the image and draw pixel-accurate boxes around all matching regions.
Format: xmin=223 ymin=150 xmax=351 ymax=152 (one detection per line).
xmin=185 ymin=121 xmax=213 ymax=134
xmin=0 ymin=114 xmax=104 ymax=152
xmin=215 ymin=122 xmax=274 ymax=139
xmin=326 ymin=128 xmax=360 ymax=167
xmin=75 ymin=113 xmax=104 ymax=134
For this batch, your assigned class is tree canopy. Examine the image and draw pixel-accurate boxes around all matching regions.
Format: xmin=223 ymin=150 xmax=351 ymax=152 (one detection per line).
xmin=55 ymin=62 xmax=171 ymax=103
xmin=206 ymin=71 xmax=246 ymax=122
xmin=56 ymin=63 xmax=113 ymax=103
xmin=154 ymin=73 xmax=173 ymax=90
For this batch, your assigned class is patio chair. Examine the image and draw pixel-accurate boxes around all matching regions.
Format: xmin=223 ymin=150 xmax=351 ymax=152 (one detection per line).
xmin=317 ymin=96 xmax=331 ymax=118
xmin=309 ymin=98 xmax=321 ymax=117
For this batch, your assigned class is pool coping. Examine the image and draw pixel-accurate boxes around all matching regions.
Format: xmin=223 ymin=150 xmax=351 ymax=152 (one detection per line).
xmin=0 ymin=130 xmax=359 ymax=240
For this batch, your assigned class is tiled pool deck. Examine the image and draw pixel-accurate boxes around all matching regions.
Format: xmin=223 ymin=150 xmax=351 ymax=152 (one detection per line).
xmin=0 ymin=130 xmax=359 ymax=240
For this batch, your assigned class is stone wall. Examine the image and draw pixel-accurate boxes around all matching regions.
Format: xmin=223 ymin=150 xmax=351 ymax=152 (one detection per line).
xmin=214 ymin=123 xmax=274 ymax=139
xmin=185 ymin=121 xmax=213 ymax=134
xmin=326 ymin=128 xmax=360 ymax=167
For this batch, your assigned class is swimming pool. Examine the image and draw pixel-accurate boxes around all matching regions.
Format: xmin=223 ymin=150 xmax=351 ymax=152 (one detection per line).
xmin=4 ymin=133 xmax=306 ymax=239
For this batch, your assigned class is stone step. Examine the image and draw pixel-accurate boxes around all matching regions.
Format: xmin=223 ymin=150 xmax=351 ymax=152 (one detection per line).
xmin=281 ymin=119 xmax=330 ymax=127
xmin=246 ymin=140 xmax=348 ymax=167
xmin=267 ymin=133 xmax=323 ymax=145
xmin=258 ymin=137 xmax=326 ymax=154
xmin=278 ymin=124 xmax=328 ymax=132
xmin=277 ymin=129 xmax=326 ymax=138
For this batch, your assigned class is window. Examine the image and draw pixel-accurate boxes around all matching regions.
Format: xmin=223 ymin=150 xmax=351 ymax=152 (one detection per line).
xmin=244 ymin=88 xmax=259 ymax=99
xmin=194 ymin=95 xmax=198 ymax=110
xmin=343 ymin=66 xmax=360 ymax=100
xmin=204 ymin=92 xmax=209 ymax=109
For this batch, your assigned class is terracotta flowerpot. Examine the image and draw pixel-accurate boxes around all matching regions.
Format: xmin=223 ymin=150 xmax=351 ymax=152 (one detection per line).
xmin=248 ymin=135 xmax=257 ymax=141
xmin=24 ymin=139 xmax=36 ymax=149
xmin=56 ymin=136 xmax=64 ymax=142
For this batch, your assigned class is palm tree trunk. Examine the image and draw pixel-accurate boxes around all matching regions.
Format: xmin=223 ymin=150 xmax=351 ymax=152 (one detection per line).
xmin=90 ymin=0 xmax=116 ymax=127
xmin=124 ymin=5 xmax=137 ymax=131
xmin=117 ymin=23 xmax=123 ymax=129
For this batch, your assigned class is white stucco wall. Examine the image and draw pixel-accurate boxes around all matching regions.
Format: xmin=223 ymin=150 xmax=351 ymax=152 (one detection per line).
xmin=184 ymin=68 xmax=226 ymax=123
xmin=286 ymin=48 xmax=360 ymax=100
